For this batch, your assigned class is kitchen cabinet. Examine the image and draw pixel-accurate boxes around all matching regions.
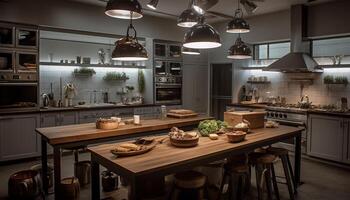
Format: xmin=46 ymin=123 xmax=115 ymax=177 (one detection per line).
xmin=40 ymin=111 xmax=77 ymax=127
xmin=182 ymin=64 xmax=208 ymax=114
xmin=0 ymin=114 xmax=40 ymax=161
xmin=308 ymin=114 xmax=344 ymax=162
xmin=343 ymin=120 xmax=350 ymax=164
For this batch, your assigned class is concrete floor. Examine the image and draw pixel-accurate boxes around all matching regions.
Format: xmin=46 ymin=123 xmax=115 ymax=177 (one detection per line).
xmin=1 ymin=153 xmax=350 ymax=200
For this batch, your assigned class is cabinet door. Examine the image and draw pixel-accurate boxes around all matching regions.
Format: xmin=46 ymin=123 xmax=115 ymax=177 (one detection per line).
xmin=308 ymin=114 xmax=344 ymax=162
xmin=343 ymin=120 xmax=350 ymax=164
xmin=0 ymin=114 xmax=40 ymax=161
xmin=60 ymin=112 xmax=77 ymax=126
xmin=40 ymin=113 xmax=58 ymax=127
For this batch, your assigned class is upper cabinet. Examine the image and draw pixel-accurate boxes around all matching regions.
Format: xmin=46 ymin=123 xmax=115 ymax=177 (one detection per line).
xmin=0 ymin=24 xmax=15 ymax=47
xmin=154 ymin=40 xmax=182 ymax=60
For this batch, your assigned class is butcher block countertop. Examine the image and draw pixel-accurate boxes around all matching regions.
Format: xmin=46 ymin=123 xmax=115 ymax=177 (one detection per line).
xmin=36 ymin=115 xmax=212 ymax=145
xmin=88 ymin=125 xmax=304 ymax=175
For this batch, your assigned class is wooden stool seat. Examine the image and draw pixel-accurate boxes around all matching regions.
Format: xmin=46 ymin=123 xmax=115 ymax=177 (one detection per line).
xmin=267 ymin=147 xmax=289 ymax=156
xmin=58 ymin=177 xmax=80 ymax=200
xmin=256 ymin=154 xmax=276 ymax=164
xmin=228 ymin=164 xmax=249 ymax=174
xmin=8 ymin=170 xmax=43 ymax=200
xmin=174 ymin=171 xmax=206 ymax=189
xmin=249 ymin=152 xmax=269 ymax=165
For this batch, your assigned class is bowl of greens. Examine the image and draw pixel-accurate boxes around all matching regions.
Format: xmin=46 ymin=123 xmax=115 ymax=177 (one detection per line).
xmin=198 ymin=120 xmax=228 ymax=137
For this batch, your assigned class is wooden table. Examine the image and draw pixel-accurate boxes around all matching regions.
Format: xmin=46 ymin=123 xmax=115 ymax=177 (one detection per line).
xmin=35 ymin=115 xmax=211 ymax=198
xmin=88 ymin=125 xmax=304 ymax=200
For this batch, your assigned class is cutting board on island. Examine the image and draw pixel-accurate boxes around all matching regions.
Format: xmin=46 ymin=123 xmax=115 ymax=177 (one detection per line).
xmin=224 ymin=111 xmax=266 ymax=129
xmin=167 ymin=109 xmax=198 ymax=118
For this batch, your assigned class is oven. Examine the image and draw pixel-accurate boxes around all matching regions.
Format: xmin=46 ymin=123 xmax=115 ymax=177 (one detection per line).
xmin=155 ymin=84 xmax=182 ymax=105
xmin=266 ymin=108 xmax=308 ymax=154
xmin=0 ymin=82 xmax=38 ymax=111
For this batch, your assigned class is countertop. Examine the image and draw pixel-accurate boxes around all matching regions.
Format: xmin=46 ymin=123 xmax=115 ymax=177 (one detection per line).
xmin=0 ymin=103 xmax=166 ymax=116
xmin=229 ymin=103 xmax=350 ymax=118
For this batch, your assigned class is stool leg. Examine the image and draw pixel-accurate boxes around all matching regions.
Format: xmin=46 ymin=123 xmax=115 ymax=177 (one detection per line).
xmin=255 ymin=165 xmax=263 ymax=200
xmin=281 ymin=156 xmax=295 ymax=200
xmin=271 ymin=164 xmax=280 ymax=200
xmin=74 ymin=150 xmax=79 ymax=163
xmin=265 ymin=165 xmax=273 ymax=200
xmin=286 ymin=155 xmax=297 ymax=194
xmin=236 ymin=174 xmax=244 ymax=200
xmin=217 ymin=171 xmax=228 ymax=200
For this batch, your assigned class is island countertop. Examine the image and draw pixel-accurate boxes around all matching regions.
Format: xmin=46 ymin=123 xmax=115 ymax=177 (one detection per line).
xmin=36 ymin=115 xmax=213 ymax=145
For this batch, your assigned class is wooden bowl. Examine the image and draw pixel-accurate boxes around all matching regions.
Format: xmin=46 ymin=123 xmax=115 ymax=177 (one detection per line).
xmin=170 ymin=135 xmax=199 ymax=147
xmin=96 ymin=121 xmax=119 ymax=130
xmin=226 ymin=131 xmax=247 ymax=143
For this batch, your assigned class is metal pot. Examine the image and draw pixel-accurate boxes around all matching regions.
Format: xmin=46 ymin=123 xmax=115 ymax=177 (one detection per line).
xmin=101 ymin=171 xmax=118 ymax=192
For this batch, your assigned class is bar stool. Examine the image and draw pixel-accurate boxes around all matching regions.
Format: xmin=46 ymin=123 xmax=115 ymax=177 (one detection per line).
xmin=267 ymin=147 xmax=296 ymax=200
xmin=8 ymin=170 xmax=44 ymax=200
xmin=249 ymin=153 xmax=278 ymax=200
xmin=170 ymin=170 xmax=207 ymax=200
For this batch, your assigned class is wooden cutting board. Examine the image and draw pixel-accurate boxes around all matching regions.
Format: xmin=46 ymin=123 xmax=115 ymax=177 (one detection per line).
xmin=167 ymin=112 xmax=199 ymax=118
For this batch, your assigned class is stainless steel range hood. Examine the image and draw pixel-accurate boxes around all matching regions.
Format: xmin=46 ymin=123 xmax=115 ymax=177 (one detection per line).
xmin=264 ymin=5 xmax=323 ymax=73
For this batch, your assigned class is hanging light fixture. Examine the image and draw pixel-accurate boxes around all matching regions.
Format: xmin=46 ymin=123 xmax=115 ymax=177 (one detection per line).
xmin=105 ymin=0 xmax=143 ymax=19
xmin=147 ymin=0 xmax=159 ymax=10
xmin=182 ymin=47 xmax=200 ymax=55
xmin=183 ymin=17 xmax=221 ymax=49
xmin=178 ymin=0 xmax=200 ymax=28
xmin=227 ymin=0 xmax=250 ymax=33
xmin=112 ymin=12 xmax=148 ymax=61
xmin=227 ymin=35 xmax=251 ymax=59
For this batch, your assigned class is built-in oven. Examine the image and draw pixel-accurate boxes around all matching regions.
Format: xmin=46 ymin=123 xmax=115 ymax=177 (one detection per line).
xmin=155 ymin=84 xmax=182 ymax=105
xmin=0 ymin=82 xmax=38 ymax=111
xmin=154 ymin=60 xmax=182 ymax=76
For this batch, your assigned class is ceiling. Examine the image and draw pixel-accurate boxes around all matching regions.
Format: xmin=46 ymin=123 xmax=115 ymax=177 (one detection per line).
xmin=72 ymin=0 xmax=336 ymax=22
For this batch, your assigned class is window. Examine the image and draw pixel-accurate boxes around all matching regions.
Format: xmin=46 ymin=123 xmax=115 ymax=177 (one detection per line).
xmin=312 ymin=36 xmax=350 ymax=65
xmin=253 ymin=42 xmax=290 ymax=60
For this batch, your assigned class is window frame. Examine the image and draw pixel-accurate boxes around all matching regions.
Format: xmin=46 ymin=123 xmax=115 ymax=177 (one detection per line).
xmin=253 ymin=40 xmax=290 ymax=60
xmin=311 ymin=35 xmax=350 ymax=58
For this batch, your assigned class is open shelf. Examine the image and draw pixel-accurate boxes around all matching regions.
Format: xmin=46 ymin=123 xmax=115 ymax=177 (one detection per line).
xmin=247 ymin=81 xmax=271 ymax=84
xmin=39 ymin=62 xmax=147 ymax=69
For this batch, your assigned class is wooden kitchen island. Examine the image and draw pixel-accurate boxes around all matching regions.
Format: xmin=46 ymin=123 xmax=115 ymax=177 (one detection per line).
xmin=88 ymin=125 xmax=304 ymax=200
xmin=35 ymin=115 xmax=212 ymax=198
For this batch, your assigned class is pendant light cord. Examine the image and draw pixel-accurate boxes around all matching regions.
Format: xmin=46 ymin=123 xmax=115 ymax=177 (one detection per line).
xmin=188 ymin=0 xmax=194 ymax=9
xmin=235 ymin=0 xmax=243 ymax=18
xmin=127 ymin=11 xmax=138 ymax=41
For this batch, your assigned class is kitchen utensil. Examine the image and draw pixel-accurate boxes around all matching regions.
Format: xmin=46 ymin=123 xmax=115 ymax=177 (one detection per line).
xmin=41 ymin=93 xmax=50 ymax=108
xmin=48 ymin=83 xmax=54 ymax=101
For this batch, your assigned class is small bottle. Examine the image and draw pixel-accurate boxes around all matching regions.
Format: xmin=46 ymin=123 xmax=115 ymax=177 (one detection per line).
xmin=161 ymin=105 xmax=167 ymax=119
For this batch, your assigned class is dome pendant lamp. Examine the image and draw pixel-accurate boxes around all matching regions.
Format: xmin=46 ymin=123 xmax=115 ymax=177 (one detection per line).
xmin=112 ymin=13 xmax=148 ymax=61
xmin=147 ymin=0 xmax=159 ymax=10
xmin=227 ymin=35 xmax=252 ymax=59
xmin=227 ymin=0 xmax=250 ymax=33
xmin=105 ymin=0 xmax=143 ymax=19
xmin=177 ymin=0 xmax=200 ymax=28
xmin=183 ymin=17 xmax=221 ymax=49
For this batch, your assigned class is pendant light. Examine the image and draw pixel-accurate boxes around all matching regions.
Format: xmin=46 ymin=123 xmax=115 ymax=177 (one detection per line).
xmin=182 ymin=47 xmax=200 ymax=55
xmin=227 ymin=0 xmax=250 ymax=33
xmin=227 ymin=35 xmax=252 ymax=59
xmin=178 ymin=0 xmax=200 ymax=28
xmin=183 ymin=17 xmax=221 ymax=49
xmin=147 ymin=0 xmax=158 ymax=10
xmin=105 ymin=0 xmax=143 ymax=19
xmin=112 ymin=13 xmax=148 ymax=61
xmin=192 ymin=0 xmax=205 ymax=15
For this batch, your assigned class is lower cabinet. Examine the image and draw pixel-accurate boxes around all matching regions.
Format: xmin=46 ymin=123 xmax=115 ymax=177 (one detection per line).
xmin=0 ymin=114 xmax=40 ymax=161
xmin=308 ymin=114 xmax=350 ymax=163
xmin=343 ymin=120 xmax=350 ymax=164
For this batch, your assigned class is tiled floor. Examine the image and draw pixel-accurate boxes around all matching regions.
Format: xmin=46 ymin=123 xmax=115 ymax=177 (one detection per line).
xmin=1 ymin=153 xmax=350 ymax=200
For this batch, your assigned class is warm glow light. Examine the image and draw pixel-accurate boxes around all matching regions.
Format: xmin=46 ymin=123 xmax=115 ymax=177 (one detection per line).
xmin=178 ymin=22 xmax=198 ymax=28
xmin=183 ymin=42 xmax=221 ymax=49
xmin=226 ymin=29 xmax=250 ymax=34
xmin=182 ymin=51 xmax=200 ymax=55
xmin=105 ymin=10 xmax=143 ymax=19
xmin=227 ymin=55 xmax=252 ymax=59
xmin=112 ymin=57 xmax=148 ymax=61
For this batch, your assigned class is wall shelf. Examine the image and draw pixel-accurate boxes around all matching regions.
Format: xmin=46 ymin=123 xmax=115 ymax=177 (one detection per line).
xmin=240 ymin=66 xmax=266 ymax=70
xmin=39 ymin=62 xmax=147 ymax=69
xmin=247 ymin=81 xmax=271 ymax=84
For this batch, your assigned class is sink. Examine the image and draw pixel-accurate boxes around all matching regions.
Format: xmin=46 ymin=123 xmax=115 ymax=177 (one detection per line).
xmin=74 ymin=103 xmax=115 ymax=108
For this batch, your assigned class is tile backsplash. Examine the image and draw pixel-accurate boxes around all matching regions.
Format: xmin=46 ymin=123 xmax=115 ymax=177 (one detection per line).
xmin=233 ymin=67 xmax=350 ymax=105
xmin=40 ymin=65 xmax=153 ymax=106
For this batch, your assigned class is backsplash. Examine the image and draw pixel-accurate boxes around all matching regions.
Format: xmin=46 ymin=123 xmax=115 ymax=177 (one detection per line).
xmin=233 ymin=67 xmax=350 ymax=105
xmin=40 ymin=65 xmax=153 ymax=106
